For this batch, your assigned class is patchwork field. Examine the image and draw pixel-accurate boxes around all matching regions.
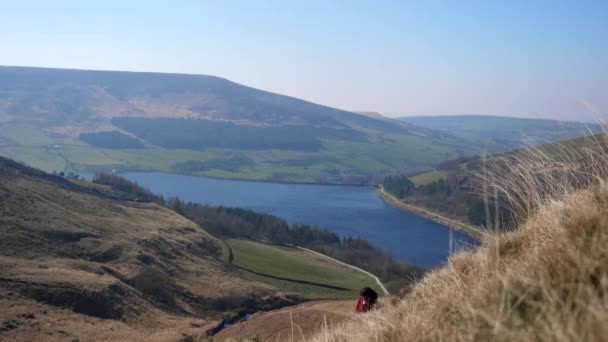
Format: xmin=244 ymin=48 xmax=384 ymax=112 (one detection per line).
xmin=0 ymin=121 xmax=470 ymax=184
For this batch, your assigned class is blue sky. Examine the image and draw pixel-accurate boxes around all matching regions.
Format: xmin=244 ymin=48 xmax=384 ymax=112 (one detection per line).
xmin=1 ymin=1 xmax=606 ymax=120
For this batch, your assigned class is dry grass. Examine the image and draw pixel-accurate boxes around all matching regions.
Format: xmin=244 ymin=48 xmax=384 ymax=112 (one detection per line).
xmin=0 ymin=158 xmax=293 ymax=341
xmin=215 ymin=300 xmax=353 ymax=342
xmin=310 ymin=132 xmax=608 ymax=341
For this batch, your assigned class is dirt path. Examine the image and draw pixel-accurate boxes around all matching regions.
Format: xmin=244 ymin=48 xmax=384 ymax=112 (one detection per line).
xmin=288 ymin=245 xmax=389 ymax=296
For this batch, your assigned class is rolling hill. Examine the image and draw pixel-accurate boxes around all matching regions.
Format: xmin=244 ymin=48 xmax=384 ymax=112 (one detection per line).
xmin=380 ymin=131 xmax=608 ymax=231
xmin=0 ymin=155 xmax=294 ymax=340
xmin=399 ymin=115 xmax=600 ymax=152
xmin=1 ymin=67 xmax=597 ymax=184
xmin=0 ymin=66 xmax=484 ymax=184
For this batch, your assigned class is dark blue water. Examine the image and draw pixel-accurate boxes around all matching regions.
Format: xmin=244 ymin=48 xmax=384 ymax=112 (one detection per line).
xmin=87 ymin=172 xmax=474 ymax=267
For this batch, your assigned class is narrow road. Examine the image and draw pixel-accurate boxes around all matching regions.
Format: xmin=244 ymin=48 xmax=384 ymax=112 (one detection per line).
xmin=377 ymin=187 xmax=481 ymax=238
xmin=288 ymin=244 xmax=389 ymax=296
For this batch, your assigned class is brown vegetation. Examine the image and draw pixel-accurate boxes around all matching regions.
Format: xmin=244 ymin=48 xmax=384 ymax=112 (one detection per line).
xmin=215 ymin=300 xmax=353 ymax=342
xmin=0 ymin=157 xmax=299 ymax=341
xmin=311 ymin=133 xmax=608 ymax=341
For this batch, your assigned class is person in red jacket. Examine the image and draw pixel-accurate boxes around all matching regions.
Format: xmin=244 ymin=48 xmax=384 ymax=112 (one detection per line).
xmin=355 ymin=287 xmax=378 ymax=313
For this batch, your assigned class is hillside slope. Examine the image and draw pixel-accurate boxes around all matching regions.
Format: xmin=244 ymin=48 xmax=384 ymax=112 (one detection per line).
xmin=0 ymin=66 xmax=404 ymax=131
xmin=381 ymin=133 xmax=608 ymax=229
xmin=227 ymin=239 xmax=384 ymax=300
xmin=0 ymin=156 xmax=299 ymax=341
xmin=216 ymin=300 xmax=354 ymax=341
xmin=399 ymin=115 xmax=599 ymax=151
xmin=0 ymin=66 xmax=475 ymax=183
xmin=312 ymin=138 xmax=608 ymax=341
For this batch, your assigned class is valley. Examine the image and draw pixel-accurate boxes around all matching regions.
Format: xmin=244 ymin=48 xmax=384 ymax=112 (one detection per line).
xmin=2 ymin=2 xmax=605 ymax=340
xmin=0 ymin=156 xmax=386 ymax=341
xmin=83 ymin=171 xmax=473 ymax=268
xmin=0 ymin=66 xmax=475 ymax=184
xmin=0 ymin=67 xmax=597 ymax=185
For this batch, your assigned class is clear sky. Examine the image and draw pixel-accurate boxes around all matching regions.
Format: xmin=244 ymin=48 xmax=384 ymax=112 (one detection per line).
xmin=1 ymin=1 xmax=606 ymax=120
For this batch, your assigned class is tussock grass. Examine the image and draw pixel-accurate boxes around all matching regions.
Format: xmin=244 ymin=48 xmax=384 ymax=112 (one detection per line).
xmin=310 ymin=131 xmax=608 ymax=341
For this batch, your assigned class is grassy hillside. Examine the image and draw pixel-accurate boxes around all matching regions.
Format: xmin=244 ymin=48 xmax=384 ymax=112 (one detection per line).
xmin=216 ymin=300 xmax=354 ymax=341
xmin=311 ymin=133 xmax=608 ymax=341
xmin=382 ymin=133 xmax=608 ymax=230
xmin=0 ymin=156 xmax=395 ymax=341
xmin=400 ymin=115 xmax=600 ymax=152
xmin=227 ymin=239 xmax=382 ymax=300
xmin=0 ymin=69 xmax=598 ymax=184
xmin=0 ymin=156 xmax=304 ymax=340
xmin=0 ymin=66 xmax=484 ymax=184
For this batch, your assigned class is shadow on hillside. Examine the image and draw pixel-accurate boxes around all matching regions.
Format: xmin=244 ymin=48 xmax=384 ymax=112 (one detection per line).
xmin=233 ymin=265 xmax=350 ymax=291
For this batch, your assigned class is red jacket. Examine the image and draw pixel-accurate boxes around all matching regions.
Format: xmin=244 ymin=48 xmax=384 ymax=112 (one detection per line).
xmin=355 ymin=296 xmax=367 ymax=313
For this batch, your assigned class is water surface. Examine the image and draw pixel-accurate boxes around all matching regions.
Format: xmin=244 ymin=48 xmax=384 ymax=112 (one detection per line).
xmin=93 ymin=172 xmax=474 ymax=267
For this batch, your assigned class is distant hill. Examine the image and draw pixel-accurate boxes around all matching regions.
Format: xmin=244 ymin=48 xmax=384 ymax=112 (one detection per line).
xmin=1 ymin=67 xmax=597 ymax=184
xmin=381 ymin=131 xmax=607 ymax=229
xmin=0 ymin=66 xmax=481 ymax=184
xmin=0 ymin=66 xmax=409 ymax=133
xmin=399 ymin=115 xmax=600 ymax=152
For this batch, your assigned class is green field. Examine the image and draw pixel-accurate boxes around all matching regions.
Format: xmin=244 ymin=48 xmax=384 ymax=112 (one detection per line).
xmin=0 ymin=122 xmax=471 ymax=184
xmin=227 ymin=239 xmax=382 ymax=300
xmin=410 ymin=170 xmax=449 ymax=185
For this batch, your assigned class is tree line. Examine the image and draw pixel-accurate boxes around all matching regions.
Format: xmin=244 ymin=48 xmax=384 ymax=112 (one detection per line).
xmin=381 ymin=166 xmax=492 ymax=227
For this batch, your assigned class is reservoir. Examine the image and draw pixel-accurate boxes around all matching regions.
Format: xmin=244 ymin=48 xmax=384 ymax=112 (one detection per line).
xmin=98 ymin=172 xmax=475 ymax=268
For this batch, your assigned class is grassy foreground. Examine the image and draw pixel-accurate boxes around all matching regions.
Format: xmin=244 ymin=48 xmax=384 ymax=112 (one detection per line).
xmin=227 ymin=239 xmax=383 ymax=300
xmin=310 ymin=135 xmax=608 ymax=341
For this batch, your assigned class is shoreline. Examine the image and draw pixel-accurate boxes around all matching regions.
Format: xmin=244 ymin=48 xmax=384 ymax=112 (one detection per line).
xmin=376 ymin=187 xmax=481 ymax=240
xmin=78 ymin=169 xmax=375 ymax=188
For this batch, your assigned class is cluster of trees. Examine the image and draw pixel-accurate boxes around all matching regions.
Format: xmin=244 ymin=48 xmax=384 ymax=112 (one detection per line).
xmin=80 ymin=131 xmax=144 ymax=149
xmin=92 ymin=173 xmax=165 ymax=203
xmin=383 ymin=172 xmax=476 ymax=199
xmin=112 ymin=117 xmax=328 ymax=151
xmin=382 ymin=175 xmax=415 ymax=198
xmin=381 ymin=155 xmax=514 ymax=229
xmin=170 ymin=200 xmax=341 ymax=246
xmin=94 ymin=172 xmax=424 ymax=290
xmin=171 ymin=153 xmax=255 ymax=173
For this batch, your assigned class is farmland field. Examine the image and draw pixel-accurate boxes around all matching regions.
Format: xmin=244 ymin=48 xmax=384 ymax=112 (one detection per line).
xmin=227 ymin=239 xmax=382 ymax=299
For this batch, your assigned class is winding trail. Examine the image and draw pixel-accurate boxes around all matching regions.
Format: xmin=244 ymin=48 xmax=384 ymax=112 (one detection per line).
xmin=287 ymin=244 xmax=389 ymax=296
